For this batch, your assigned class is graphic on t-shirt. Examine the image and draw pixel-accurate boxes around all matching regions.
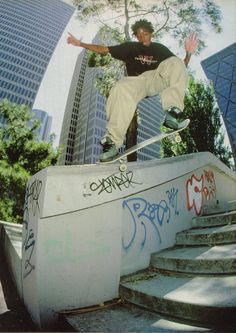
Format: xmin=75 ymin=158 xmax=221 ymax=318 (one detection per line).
xmin=135 ymin=55 xmax=158 ymax=65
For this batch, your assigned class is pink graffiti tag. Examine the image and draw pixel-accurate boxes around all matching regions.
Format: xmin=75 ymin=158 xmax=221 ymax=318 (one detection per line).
xmin=186 ymin=170 xmax=217 ymax=216
xmin=203 ymin=169 xmax=216 ymax=200
xmin=186 ymin=174 xmax=204 ymax=216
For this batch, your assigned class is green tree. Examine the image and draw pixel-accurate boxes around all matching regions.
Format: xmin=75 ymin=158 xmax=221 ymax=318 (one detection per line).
xmin=161 ymin=77 xmax=233 ymax=168
xmin=74 ymin=0 xmax=221 ymax=45
xmin=0 ymin=100 xmax=59 ymax=223
xmin=73 ymin=0 xmax=222 ymax=159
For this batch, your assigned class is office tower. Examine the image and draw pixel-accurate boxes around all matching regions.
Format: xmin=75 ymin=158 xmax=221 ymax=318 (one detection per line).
xmin=137 ymin=96 xmax=164 ymax=161
xmin=201 ymin=43 xmax=236 ymax=166
xmin=58 ymin=49 xmax=89 ymax=165
xmin=0 ymin=0 xmax=75 ymax=140
xmin=71 ymin=55 xmax=108 ymax=165
xmin=31 ymin=109 xmax=52 ymax=142
xmin=59 ymin=34 xmax=163 ymax=165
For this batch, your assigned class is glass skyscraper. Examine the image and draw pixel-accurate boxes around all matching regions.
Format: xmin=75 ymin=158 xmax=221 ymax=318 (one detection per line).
xmin=201 ymin=43 xmax=236 ymax=166
xmin=0 ymin=0 xmax=74 ymax=108
xmin=31 ymin=109 xmax=52 ymax=142
xmin=59 ymin=49 xmax=89 ymax=165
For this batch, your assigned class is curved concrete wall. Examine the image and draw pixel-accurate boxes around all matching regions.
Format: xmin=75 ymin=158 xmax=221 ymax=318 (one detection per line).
xmin=20 ymin=152 xmax=236 ymax=328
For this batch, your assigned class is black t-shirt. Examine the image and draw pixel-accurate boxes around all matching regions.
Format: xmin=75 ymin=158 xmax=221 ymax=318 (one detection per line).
xmin=108 ymin=42 xmax=175 ymax=76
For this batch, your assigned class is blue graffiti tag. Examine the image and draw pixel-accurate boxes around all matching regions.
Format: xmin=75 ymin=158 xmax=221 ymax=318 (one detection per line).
xmin=122 ymin=197 xmax=170 ymax=251
xmin=166 ymin=187 xmax=179 ymax=215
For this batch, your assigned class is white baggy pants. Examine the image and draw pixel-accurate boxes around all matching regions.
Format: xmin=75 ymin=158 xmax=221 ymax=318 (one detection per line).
xmin=105 ymin=56 xmax=188 ymax=148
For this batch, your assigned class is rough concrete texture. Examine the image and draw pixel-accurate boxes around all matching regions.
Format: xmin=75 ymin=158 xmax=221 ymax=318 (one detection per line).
xmin=203 ymin=202 xmax=236 ymax=216
xmin=0 ymin=245 xmax=37 ymax=332
xmin=176 ymin=224 xmax=236 ymax=246
xmin=151 ymin=244 xmax=236 ymax=274
xmin=119 ymin=271 xmax=236 ymax=327
xmin=192 ymin=210 xmax=236 ymax=228
xmin=64 ymin=302 xmax=212 ymax=332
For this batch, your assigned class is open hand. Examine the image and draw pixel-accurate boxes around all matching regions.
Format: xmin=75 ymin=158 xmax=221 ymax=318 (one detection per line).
xmin=67 ymin=32 xmax=81 ymax=47
xmin=184 ymin=33 xmax=198 ymax=54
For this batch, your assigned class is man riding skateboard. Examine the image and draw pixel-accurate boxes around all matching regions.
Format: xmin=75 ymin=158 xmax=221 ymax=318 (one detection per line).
xmin=67 ymin=19 xmax=198 ymax=162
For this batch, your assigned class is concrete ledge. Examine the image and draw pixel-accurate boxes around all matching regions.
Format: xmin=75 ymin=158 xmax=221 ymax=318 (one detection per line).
xmin=0 ymin=222 xmax=22 ymax=299
xmin=37 ymin=152 xmax=236 ymax=218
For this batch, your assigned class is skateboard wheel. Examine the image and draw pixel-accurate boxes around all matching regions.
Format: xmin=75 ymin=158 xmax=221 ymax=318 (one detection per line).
xmin=119 ymin=164 xmax=127 ymax=172
xmin=175 ymin=134 xmax=182 ymax=143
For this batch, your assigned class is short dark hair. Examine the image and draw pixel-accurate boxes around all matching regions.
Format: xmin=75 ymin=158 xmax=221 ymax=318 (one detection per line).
xmin=131 ymin=19 xmax=154 ymax=36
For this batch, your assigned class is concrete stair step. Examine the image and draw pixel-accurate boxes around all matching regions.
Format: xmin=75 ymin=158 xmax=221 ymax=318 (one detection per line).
xmin=203 ymin=201 xmax=236 ymax=216
xmin=192 ymin=210 xmax=236 ymax=228
xmin=63 ymin=301 xmax=213 ymax=332
xmin=119 ymin=271 xmax=236 ymax=327
xmin=176 ymin=224 xmax=236 ymax=246
xmin=151 ymin=244 xmax=236 ymax=274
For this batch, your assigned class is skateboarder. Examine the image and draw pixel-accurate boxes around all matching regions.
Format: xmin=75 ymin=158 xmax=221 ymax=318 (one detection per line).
xmin=67 ymin=19 xmax=198 ymax=162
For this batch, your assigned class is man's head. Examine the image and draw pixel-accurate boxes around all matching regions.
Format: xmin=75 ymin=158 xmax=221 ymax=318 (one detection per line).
xmin=131 ymin=19 xmax=154 ymax=46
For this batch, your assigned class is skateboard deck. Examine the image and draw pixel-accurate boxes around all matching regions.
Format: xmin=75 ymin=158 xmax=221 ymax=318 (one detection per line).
xmin=100 ymin=118 xmax=190 ymax=171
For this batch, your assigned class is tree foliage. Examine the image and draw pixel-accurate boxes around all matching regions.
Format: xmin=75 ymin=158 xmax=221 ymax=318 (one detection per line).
xmin=0 ymin=100 xmax=59 ymax=223
xmin=74 ymin=0 xmax=222 ymax=48
xmin=161 ymin=77 xmax=233 ymax=168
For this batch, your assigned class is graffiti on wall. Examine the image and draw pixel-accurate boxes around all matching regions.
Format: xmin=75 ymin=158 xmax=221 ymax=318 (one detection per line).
xmin=22 ymin=179 xmax=42 ymax=278
xmin=186 ymin=169 xmax=216 ymax=216
xmin=166 ymin=187 xmax=179 ymax=216
xmin=90 ymin=170 xmax=142 ymax=195
xmin=122 ymin=187 xmax=179 ymax=251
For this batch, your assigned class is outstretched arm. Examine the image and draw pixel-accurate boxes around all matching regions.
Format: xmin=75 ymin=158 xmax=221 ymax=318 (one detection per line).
xmin=67 ymin=32 xmax=109 ymax=54
xmin=183 ymin=33 xmax=198 ymax=67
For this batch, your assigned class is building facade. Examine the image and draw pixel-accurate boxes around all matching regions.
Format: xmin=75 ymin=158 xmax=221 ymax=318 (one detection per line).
xmin=201 ymin=43 xmax=236 ymax=166
xmin=58 ymin=49 xmax=89 ymax=164
xmin=31 ymin=109 xmax=52 ymax=142
xmin=0 ymin=0 xmax=75 ymax=138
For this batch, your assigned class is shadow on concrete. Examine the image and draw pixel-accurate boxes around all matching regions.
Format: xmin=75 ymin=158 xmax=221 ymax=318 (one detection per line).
xmin=0 ymin=245 xmax=38 ymax=332
xmin=0 ymin=244 xmax=75 ymax=332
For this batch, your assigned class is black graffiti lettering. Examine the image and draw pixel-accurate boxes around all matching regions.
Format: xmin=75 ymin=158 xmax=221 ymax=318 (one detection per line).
xmin=90 ymin=171 xmax=142 ymax=195
xmin=24 ymin=179 xmax=42 ymax=216
xmin=22 ymin=179 xmax=42 ymax=278
xmin=23 ymin=228 xmax=35 ymax=278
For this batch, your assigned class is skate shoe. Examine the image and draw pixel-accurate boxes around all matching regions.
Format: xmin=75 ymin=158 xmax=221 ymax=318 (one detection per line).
xmin=163 ymin=106 xmax=183 ymax=130
xmin=99 ymin=136 xmax=119 ymax=162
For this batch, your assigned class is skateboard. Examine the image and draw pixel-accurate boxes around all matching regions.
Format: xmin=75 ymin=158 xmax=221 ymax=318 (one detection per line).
xmin=100 ymin=118 xmax=190 ymax=172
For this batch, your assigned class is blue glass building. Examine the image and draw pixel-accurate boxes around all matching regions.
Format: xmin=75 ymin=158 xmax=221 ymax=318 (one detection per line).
xmin=201 ymin=43 xmax=236 ymax=166
xmin=0 ymin=0 xmax=74 ymax=108
xmin=31 ymin=109 xmax=52 ymax=142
